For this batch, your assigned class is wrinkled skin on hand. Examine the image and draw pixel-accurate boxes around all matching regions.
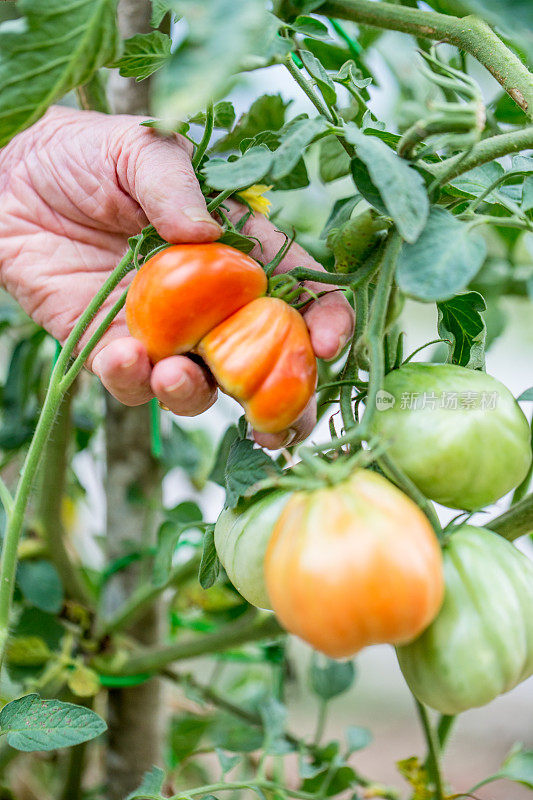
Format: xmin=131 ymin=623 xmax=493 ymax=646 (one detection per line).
xmin=0 ymin=107 xmax=354 ymax=447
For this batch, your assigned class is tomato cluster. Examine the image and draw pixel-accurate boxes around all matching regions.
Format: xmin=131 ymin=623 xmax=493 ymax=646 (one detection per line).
xmin=215 ymin=362 xmax=533 ymax=713
xmin=126 ymin=243 xmax=317 ymax=433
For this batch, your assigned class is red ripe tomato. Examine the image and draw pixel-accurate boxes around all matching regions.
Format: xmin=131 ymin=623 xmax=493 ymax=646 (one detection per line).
xmin=125 ymin=243 xmax=317 ymax=433
xmin=125 ymin=243 xmax=267 ymax=362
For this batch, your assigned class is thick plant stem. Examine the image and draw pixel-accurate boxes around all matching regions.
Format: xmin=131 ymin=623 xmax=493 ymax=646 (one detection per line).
xmin=35 ymin=387 xmax=93 ymax=605
xmin=427 ymin=127 xmax=533 ymax=183
xmin=97 ymin=612 xmax=283 ymax=676
xmin=319 ymin=0 xmax=533 ymax=117
xmin=0 ymin=252 xmax=133 ymax=663
xmin=486 ymin=493 xmax=533 ymax=540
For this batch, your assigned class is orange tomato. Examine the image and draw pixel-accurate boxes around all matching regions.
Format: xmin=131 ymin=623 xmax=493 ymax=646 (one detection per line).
xmin=125 ymin=243 xmax=317 ymax=433
xmin=198 ymin=297 xmax=316 ymax=433
xmin=264 ymin=469 xmax=444 ymax=658
xmin=125 ymin=243 xmax=267 ymax=362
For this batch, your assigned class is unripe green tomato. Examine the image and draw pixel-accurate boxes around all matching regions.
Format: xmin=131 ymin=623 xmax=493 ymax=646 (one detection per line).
xmin=397 ymin=526 xmax=533 ymax=714
xmin=327 ymin=210 xmax=387 ymax=274
xmin=214 ymin=492 xmax=290 ymax=609
xmin=371 ymin=363 xmax=531 ymax=510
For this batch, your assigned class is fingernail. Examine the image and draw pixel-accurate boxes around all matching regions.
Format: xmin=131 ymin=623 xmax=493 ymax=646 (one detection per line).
xmin=183 ymin=206 xmax=221 ymax=229
xmin=121 ymin=355 xmax=138 ymax=369
xmin=164 ymin=373 xmax=189 ymax=394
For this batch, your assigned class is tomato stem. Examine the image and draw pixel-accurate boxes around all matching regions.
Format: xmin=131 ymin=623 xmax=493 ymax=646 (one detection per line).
xmin=0 ymin=248 xmax=135 ymax=666
xmin=415 ymin=699 xmax=445 ymax=800
xmin=192 ymin=101 xmax=214 ymax=170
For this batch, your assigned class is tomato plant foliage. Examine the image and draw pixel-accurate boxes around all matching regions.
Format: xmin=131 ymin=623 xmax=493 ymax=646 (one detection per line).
xmin=0 ymin=0 xmax=532 ymax=799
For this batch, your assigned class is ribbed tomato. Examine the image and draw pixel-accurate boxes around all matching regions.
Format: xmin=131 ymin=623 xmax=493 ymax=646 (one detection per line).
xmin=125 ymin=243 xmax=267 ymax=362
xmin=264 ymin=469 xmax=444 ymax=658
xmin=125 ymin=243 xmax=317 ymax=433
xmin=214 ymin=492 xmax=291 ymax=609
xmin=371 ymin=363 xmax=531 ymax=510
xmin=397 ymin=526 xmax=533 ymax=714
xmin=198 ymin=297 xmax=316 ymax=433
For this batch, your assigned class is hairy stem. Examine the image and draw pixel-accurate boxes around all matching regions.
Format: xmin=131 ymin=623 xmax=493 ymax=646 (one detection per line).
xmin=415 ymin=700 xmax=445 ymax=800
xmin=318 ymin=0 xmax=533 ymax=117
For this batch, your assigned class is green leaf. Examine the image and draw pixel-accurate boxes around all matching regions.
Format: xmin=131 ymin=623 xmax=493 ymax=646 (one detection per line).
xmin=225 ymin=439 xmax=281 ymax=508
xmin=127 ymin=765 xmax=166 ymax=800
xmin=0 ymin=694 xmax=107 ymax=752
xmin=345 ymin=725 xmax=372 ymax=753
xmin=169 ymin=714 xmax=211 ymax=766
xmin=209 ymin=425 xmax=240 ymax=486
xmin=272 ymin=117 xmax=327 ymax=180
xmin=447 ymin=162 xmax=504 ymax=201
xmin=217 ymin=230 xmax=256 ymax=254
xmin=17 ymin=560 xmax=63 ymax=614
xmin=112 ymin=31 xmax=171 ymax=81
xmin=396 ymin=207 xmax=487 ymax=301
xmin=345 ymin=124 xmax=429 ymax=242
xmin=160 ymin=422 xmax=214 ymax=490
xmin=6 ymin=637 xmax=51 ymax=667
xmin=495 ymin=746 xmax=533 ymax=789
xmin=216 ymin=748 xmax=242 ymax=774
xmin=199 ymin=525 xmax=220 ymax=590
xmin=259 ymin=697 xmax=291 ymax=754
xmin=320 ymin=195 xmax=361 ymax=238
xmin=518 ymin=388 xmax=533 ymax=401
xmin=437 ymin=291 xmax=487 ymax=369
xmin=310 ymin=654 xmax=355 ymax=700
xmin=274 ymin=156 xmax=309 ymax=190
xmin=214 ymin=94 xmax=290 ymax=152
xmin=151 ymin=0 xmax=173 ymax=27
xmin=522 ymin=176 xmax=533 ymax=212
xmin=155 ymin=0 xmax=266 ymax=120
xmin=203 ymin=147 xmax=273 ymax=191
xmin=290 ymin=15 xmax=329 ymax=37
xmin=152 ymin=502 xmax=203 ymax=587
xmin=0 ymin=0 xmax=119 ymax=147
xmin=299 ymin=50 xmax=337 ymax=106
xmin=319 ymin=136 xmax=351 ymax=183
xmin=190 ymin=101 xmax=236 ymax=130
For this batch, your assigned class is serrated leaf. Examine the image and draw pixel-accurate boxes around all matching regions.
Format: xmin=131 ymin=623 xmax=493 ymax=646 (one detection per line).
xmin=17 ymin=560 xmax=63 ymax=614
xmin=112 ymin=31 xmax=171 ymax=81
xmin=437 ymin=291 xmax=486 ymax=369
xmin=225 ymin=439 xmax=281 ymax=508
xmin=127 ymin=765 xmax=165 ymax=800
xmin=0 ymin=0 xmax=119 ymax=147
xmin=310 ymin=654 xmax=355 ymax=700
xmin=0 ymin=694 xmax=107 ymax=752
xmin=345 ymin=725 xmax=372 ymax=753
xmin=300 ymin=50 xmax=337 ymax=106
xmin=203 ymin=147 xmax=273 ymax=191
xmin=6 ymin=637 xmax=51 ymax=667
xmin=271 ymin=117 xmax=328 ymax=180
xmin=397 ymin=207 xmax=487 ymax=301
xmin=345 ymin=124 xmax=429 ymax=242
xmin=199 ymin=525 xmax=220 ymax=590
xmin=155 ymin=0 xmax=266 ymax=120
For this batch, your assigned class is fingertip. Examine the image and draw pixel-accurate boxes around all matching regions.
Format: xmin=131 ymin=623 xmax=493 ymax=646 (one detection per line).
xmin=91 ymin=337 xmax=153 ymax=406
xmin=151 ymin=356 xmax=217 ymax=416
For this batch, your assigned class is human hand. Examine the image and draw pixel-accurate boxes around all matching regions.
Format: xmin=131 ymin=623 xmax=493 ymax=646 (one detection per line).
xmin=0 ymin=106 xmax=354 ymax=448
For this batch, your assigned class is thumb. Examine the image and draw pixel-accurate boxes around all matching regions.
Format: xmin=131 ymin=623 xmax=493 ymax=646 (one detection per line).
xmin=115 ymin=124 xmax=222 ymax=243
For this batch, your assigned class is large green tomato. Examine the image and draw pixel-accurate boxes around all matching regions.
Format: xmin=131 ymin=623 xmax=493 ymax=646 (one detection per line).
xmin=371 ymin=363 xmax=531 ymax=509
xmin=397 ymin=526 xmax=533 ymax=714
xmin=214 ymin=491 xmax=290 ymax=609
